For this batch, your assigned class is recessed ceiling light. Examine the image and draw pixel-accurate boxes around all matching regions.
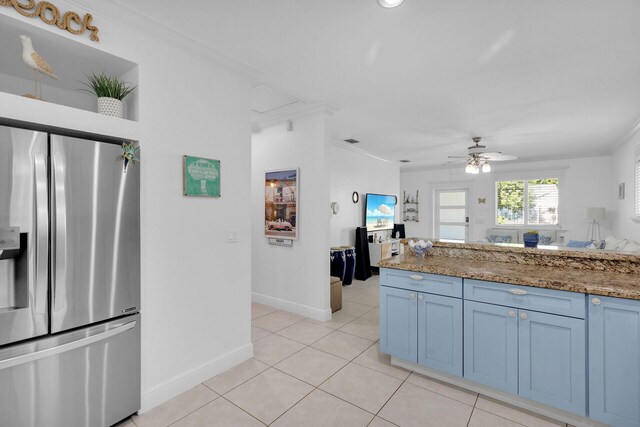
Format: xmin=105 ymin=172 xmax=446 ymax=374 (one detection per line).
xmin=399 ymin=159 xmax=411 ymax=163
xmin=379 ymin=0 xmax=404 ymax=8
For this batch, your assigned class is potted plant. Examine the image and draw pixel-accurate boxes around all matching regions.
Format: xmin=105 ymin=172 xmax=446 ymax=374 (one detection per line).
xmin=523 ymin=230 xmax=539 ymax=248
xmin=81 ymin=73 xmax=136 ymax=118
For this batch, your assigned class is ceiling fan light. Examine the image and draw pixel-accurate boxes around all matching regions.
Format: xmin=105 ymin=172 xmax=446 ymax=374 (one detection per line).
xmin=465 ymin=163 xmax=474 ymax=174
xmin=378 ymin=0 xmax=404 ymax=8
xmin=482 ymin=162 xmax=491 ymax=173
xmin=471 ymin=164 xmax=480 ymax=174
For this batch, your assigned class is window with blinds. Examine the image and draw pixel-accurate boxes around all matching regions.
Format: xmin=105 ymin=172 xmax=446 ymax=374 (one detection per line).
xmin=496 ymin=178 xmax=559 ymax=225
xmin=635 ymin=159 xmax=640 ymax=217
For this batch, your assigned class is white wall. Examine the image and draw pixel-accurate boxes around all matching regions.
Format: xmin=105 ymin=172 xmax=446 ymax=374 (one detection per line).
xmin=401 ymin=155 xmax=615 ymax=243
xmin=328 ymin=143 xmax=400 ymax=246
xmin=251 ymin=115 xmax=331 ymax=321
xmin=0 ymin=5 xmax=253 ymax=412
xmin=612 ymin=125 xmax=640 ymax=242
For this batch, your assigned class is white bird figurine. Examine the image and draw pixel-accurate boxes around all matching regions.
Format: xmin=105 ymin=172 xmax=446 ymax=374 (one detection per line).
xmin=19 ymin=35 xmax=57 ymax=100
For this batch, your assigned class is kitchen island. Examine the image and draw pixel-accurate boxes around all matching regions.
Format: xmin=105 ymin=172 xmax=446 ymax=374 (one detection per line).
xmin=378 ymin=241 xmax=640 ymax=427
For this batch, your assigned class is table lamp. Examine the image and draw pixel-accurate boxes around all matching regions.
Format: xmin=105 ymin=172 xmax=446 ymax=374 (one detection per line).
xmin=584 ymin=207 xmax=606 ymax=242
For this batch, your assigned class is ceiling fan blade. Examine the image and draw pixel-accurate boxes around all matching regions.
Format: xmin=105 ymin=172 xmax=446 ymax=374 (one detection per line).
xmin=447 ymin=156 xmax=468 ymax=159
xmin=482 ymin=153 xmax=518 ymax=161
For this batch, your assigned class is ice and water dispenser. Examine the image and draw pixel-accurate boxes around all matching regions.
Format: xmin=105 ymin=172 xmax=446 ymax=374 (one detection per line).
xmin=0 ymin=227 xmax=28 ymax=313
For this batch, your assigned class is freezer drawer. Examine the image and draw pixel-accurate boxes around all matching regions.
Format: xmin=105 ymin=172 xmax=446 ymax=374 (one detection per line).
xmin=0 ymin=314 xmax=140 ymax=427
xmin=50 ymin=135 xmax=140 ymax=332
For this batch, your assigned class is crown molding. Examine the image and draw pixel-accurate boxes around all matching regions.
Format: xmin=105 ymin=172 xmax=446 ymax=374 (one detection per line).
xmin=329 ymin=138 xmax=397 ymax=165
xmin=610 ymin=115 xmax=640 ymax=153
xmin=253 ymin=102 xmax=338 ymax=132
xmin=66 ymin=0 xmax=262 ymax=84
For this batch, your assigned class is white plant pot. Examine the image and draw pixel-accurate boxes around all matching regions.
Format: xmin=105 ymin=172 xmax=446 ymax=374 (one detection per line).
xmin=97 ymin=97 xmax=124 ymax=118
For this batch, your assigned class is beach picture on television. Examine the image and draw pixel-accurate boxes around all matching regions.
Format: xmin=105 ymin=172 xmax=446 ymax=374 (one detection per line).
xmin=365 ymin=193 xmax=396 ymax=231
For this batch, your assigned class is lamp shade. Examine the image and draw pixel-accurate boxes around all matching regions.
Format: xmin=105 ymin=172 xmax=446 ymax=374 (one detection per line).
xmin=584 ymin=207 xmax=606 ymax=221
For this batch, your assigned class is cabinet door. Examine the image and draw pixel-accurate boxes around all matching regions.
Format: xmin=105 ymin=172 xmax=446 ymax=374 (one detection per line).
xmin=417 ymin=293 xmax=462 ymax=376
xmin=518 ymin=311 xmax=586 ymax=415
xmin=589 ymin=296 xmax=640 ymax=427
xmin=464 ymin=301 xmax=518 ymax=394
xmin=379 ymin=286 xmax=417 ymax=362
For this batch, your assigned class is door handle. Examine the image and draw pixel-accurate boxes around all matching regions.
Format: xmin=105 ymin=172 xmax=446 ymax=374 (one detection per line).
xmin=409 ymin=275 xmax=423 ymax=281
xmin=591 ymin=298 xmax=601 ymax=306
xmin=417 ymin=294 xmax=424 ymax=302
xmin=508 ymin=310 xmax=516 ymax=318
xmin=520 ymin=312 xmax=528 ymax=320
xmin=508 ymin=288 xmax=528 ymax=296
xmin=409 ymin=293 xmax=417 ymax=300
xmin=0 ymin=320 xmax=136 ymax=371
xmin=34 ymin=141 xmax=49 ymax=314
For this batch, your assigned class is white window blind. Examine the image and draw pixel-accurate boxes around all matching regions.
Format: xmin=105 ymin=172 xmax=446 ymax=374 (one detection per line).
xmin=496 ymin=179 xmax=559 ymax=225
xmin=635 ymin=159 xmax=640 ymax=217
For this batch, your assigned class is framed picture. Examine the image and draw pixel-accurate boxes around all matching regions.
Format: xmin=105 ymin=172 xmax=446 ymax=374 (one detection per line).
xmin=265 ymin=168 xmax=299 ymax=240
xmin=618 ymin=183 xmax=625 ymax=200
xmin=183 ymin=155 xmax=221 ymax=197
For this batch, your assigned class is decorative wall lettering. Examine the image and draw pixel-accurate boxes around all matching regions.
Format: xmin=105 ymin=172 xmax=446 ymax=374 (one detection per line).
xmin=1 ymin=0 xmax=100 ymax=42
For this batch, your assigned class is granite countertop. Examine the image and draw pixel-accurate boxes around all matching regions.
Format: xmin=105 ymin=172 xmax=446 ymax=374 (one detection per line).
xmin=379 ymin=254 xmax=640 ymax=300
xmin=403 ymin=239 xmax=640 ymax=262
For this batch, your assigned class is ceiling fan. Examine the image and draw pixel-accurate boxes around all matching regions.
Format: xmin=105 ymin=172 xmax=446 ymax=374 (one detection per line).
xmin=447 ymin=137 xmax=518 ymax=174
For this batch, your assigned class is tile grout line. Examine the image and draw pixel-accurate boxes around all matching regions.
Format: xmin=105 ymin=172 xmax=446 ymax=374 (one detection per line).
xmin=248 ymin=286 xmax=387 ymax=424
xmin=163 ymin=393 xmax=220 ymax=427
xmin=219 ymin=395 xmax=269 ymax=426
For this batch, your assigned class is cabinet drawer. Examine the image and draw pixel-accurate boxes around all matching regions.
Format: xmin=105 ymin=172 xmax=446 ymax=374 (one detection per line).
xmin=381 ymin=269 xmax=462 ymax=298
xmin=464 ymin=279 xmax=585 ymax=318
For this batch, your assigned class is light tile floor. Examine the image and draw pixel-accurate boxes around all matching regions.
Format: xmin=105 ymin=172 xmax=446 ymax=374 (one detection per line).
xmin=117 ymin=275 xmax=569 ymax=427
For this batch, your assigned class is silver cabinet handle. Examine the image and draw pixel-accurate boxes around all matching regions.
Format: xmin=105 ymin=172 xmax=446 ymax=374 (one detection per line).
xmin=409 ymin=293 xmax=417 ymax=300
xmin=508 ymin=310 xmax=516 ymax=318
xmin=417 ymin=294 xmax=424 ymax=301
xmin=0 ymin=320 xmax=136 ymax=371
xmin=508 ymin=288 xmax=528 ymax=295
xmin=520 ymin=312 xmax=528 ymax=320
xmin=592 ymin=298 xmax=602 ymax=306
xmin=409 ymin=274 xmax=424 ymax=281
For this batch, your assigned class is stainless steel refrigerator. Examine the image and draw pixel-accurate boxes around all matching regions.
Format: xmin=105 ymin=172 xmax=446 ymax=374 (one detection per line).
xmin=0 ymin=125 xmax=141 ymax=427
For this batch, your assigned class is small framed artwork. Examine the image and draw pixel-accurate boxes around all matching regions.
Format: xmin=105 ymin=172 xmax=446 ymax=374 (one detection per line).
xmin=618 ymin=183 xmax=625 ymax=200
xmin=183 ymin=155 xmax=221 ymax=197
xmin=265 ymin=168 xmax=299 ymax=240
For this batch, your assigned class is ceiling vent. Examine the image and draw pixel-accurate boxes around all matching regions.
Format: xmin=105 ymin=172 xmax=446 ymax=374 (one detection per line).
xmin=344 ymin=138 xmax=360 ymax=144
xmin=399 ymin=159 xmax=411 ymax=163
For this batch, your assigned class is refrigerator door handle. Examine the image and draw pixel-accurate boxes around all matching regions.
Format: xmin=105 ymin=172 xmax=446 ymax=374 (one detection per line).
xmin=0 ymin=320 xmax=137 ymax=371
xmin=34 ymin=149 xmax=48 ymax=314
xmin=50 ymin=147 xmax=66 ymax=309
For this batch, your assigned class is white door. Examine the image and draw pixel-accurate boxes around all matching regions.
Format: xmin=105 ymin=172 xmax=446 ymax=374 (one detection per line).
xmin=435 ymin=189 xmax=468 ymax=241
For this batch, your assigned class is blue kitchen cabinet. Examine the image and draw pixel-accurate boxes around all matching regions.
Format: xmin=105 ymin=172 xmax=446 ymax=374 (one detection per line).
xmin=519 ymin=310 xmax=586 ymax=415
xmin=589 ymin=295 xmax=640 ymax=427
xmin=417 ymin=293 xmax=462 ymax=376
xmin=464 ymin=300 xmax=519 ymax=394
xmin=379 ymin=285 xmax=417 ymax=361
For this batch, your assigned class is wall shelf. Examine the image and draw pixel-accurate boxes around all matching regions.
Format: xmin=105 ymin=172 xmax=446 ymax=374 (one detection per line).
xmin=0 ymin=12 xmax=139 ymax=123
xmin=0 ymin=91 xmax=139 ymax=141
xmin=403 ymin=190 xmax=419 ymax=222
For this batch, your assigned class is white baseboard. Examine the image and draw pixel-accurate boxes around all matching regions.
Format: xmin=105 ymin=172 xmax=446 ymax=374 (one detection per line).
xmin=251 ymin=292 xmax=332 ymax=321
xmin=140 ymin=343 xmax=253 ymax=413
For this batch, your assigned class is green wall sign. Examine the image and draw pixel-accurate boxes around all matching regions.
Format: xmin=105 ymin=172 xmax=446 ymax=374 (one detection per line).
xmin=183 ymin=155 xmax=221 ymax=197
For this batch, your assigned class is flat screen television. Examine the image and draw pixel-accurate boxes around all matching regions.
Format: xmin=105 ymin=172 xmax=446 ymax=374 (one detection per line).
xmin=365 ymin=193 xmax=396 ymax=232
